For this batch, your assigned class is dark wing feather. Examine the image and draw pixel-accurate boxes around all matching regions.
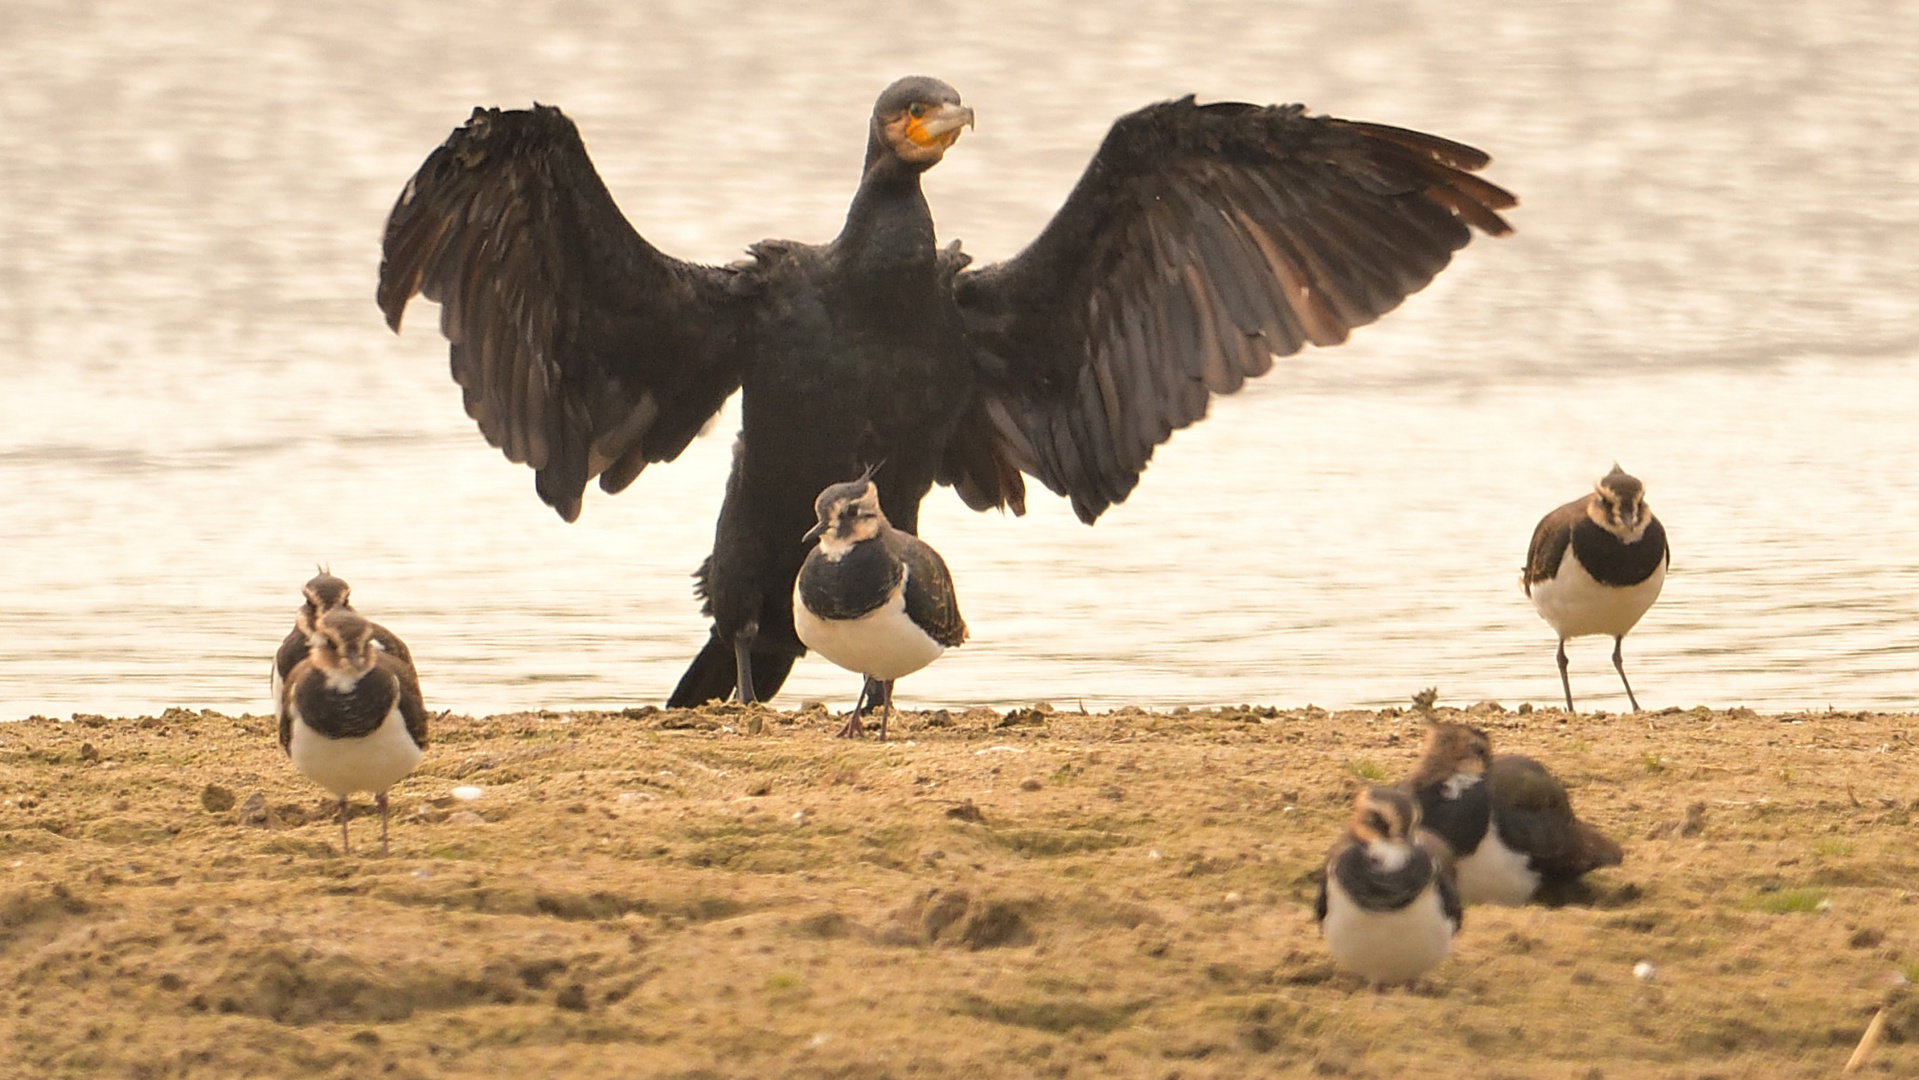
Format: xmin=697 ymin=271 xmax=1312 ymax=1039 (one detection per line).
xmin=1523 ymin=497 xmax=1588 ymax=594
xmin=952 ymin=98 xmax=1515 ymax=522
xmin=1489 ymin=754 xmax=1623 ymax=877
xmin=379 ymin=105 xmax=752 ymax=522
xmin=380 ymin=653 xmax=431 ymax=751
xmin=888 ymin=530 xmax=968 ymax=649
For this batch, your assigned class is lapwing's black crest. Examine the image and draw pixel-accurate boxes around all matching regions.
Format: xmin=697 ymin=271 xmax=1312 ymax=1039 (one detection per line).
xmin=1404 ymin=722 xmax=1623 ymax=906
xmin=282 ymin=607 xmax=428 ymax=856
xmin=1313 ymin=786 xmax=1461 ymax=987
xmin=794 ymin=476 xmax=965 ymax=740
xmin=1522 ymin=465 xmax=1669 ymax=712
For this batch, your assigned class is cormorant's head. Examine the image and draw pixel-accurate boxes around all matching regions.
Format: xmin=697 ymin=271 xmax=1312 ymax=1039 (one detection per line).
xmin=298 ymin=569 xmax=352 ymax=634
xmin=310 ymin=608 xmax=377 ymax=685
xmin=1349 ymin=787 xmax=1420 ymax=848
xmin=804 ymin=473 xmax=889 ymax=553
xmin=1587 ymin=464 xmax=1654 ymax=543
xmin=868 ymin=76 xmax=973 ymax=171
xmin=1411 ymin=722 xmax=1493 ymax=796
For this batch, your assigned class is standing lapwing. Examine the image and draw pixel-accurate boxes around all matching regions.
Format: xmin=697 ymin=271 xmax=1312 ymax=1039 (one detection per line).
xmin=1314 ymin=786 xmax=1462 ymax=988
xmin=1403 ymin=722 xmax=1623 ymax=906
xmin=281 ymin=608 xmax=428 ymax=855
xmin=793 ymin=474 xmax=966 ymax=741
xmin=1522 ymin=465 xmax=1669 ymax=712
xmin=271 ymin=569 xmax=414 ymax=729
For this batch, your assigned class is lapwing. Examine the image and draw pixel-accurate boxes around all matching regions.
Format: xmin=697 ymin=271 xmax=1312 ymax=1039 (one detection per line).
xmin=793 ymin=474 xmax=966 ymax=741
xmin=1522 ymin=465 xmax=1669 ymax=712
xmin=1314 ymin=786 xmax=1461 ymax=988
xmin=281 ymin=607 xmax=428 ymax=855
xmin=271 ymin=569 xmax=414 ymax=728
xmin=1404 ymin=722 xmax=1624 ymax=906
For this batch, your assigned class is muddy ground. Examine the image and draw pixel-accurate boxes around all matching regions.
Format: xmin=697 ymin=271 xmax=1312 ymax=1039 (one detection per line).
xmin=2 ymin=701 xmax=1915 ymax=1079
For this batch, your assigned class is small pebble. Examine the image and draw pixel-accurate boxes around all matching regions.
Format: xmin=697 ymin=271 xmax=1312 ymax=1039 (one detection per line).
xmin=446 ymin=810 xmax=485 ymax=825
xmin=1633 ymin=961 xmax=1656 ymax=982
xmin=450 ymin=786 xmax=484 ymax=801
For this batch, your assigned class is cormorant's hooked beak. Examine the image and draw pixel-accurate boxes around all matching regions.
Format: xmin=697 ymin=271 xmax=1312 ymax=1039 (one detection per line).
xmin=908 ymin=103 xmax=975 ymax=150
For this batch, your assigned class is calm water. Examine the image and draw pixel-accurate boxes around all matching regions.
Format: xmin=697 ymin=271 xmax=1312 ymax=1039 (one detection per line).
xmin=3 ymin=1 xmax=1916 ymax=719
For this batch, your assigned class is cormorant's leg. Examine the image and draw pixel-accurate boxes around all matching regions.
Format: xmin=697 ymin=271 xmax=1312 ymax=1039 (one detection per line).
xmin=733 ymin=619 xmax=760 ymax=704
xmin=1612 ymin=636 xmax=1641 ymax=712
xmin=338 ymin=796 xmax=351 ymax=856
xmin=377 ymin=791 xmax=391 ymax=856
xmin=1557 ymin=639 xmax=1575 ymax=713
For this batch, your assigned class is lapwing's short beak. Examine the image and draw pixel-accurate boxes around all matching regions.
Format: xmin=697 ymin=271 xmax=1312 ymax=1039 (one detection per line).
xmin=803 ymin=520 xmax=828 ymax=543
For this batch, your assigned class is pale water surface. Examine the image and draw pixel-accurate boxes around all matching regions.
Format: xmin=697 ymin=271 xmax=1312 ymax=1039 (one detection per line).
xmin=3 ymin=1 xmax=1917 ymax=718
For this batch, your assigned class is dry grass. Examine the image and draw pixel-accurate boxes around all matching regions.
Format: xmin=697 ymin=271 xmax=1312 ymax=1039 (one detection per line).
xmin=2 ymin=702 xmax=1915 ymax=1078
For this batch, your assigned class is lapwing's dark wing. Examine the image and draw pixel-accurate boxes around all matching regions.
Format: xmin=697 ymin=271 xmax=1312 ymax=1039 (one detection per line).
xmin=1523 ymin=498 xmax=1586 ymax=595
xmin=379 ymin=105 xmax=754 ymax=522
xmin=382 ymin=654 xmax=431 ymax=751
xmin=889 ymin=531 xmax=968 ymax=649
xmin=947 ymin=99 xmax=1515 ymax=523
xmin=1491 ymin=755 xmax=1623 ymax=875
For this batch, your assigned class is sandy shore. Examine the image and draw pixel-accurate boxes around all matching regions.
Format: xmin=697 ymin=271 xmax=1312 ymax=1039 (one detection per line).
xmin=2 ymin=702 xmax=1915 ymax=1078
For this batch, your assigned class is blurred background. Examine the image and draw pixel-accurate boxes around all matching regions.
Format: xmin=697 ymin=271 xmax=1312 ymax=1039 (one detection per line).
xmin=2 ymin=0 xmax=1915 ymax=718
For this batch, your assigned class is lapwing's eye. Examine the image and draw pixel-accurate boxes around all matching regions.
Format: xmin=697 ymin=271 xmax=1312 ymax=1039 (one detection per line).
xmin=909 ymin=103 xmax=927 ymax=119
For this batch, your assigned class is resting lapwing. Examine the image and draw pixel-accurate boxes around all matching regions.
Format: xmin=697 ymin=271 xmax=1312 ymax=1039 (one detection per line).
xmin=1523 ymin=465 xmax=1669 ymax=712
xmin=793 ymin=474 xmax=966 ymax=741
xmin=281 ymin=607 xmax=428 ymax=855
xmin=271 ymin=569 xmax=414 ymax=727
xmin=1314 ymin=786 xmax=1461 ymax=988
xmin=1404 ymin=722 xmax=1623 ymax=906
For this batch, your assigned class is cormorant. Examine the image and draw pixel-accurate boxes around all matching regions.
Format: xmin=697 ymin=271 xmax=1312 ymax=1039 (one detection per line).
xmin=378 ymin=76 xmax=1515 ymax=707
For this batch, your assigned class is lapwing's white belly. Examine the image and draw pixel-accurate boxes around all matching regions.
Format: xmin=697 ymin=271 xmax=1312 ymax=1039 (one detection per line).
xmin=794 ymin=585 xmax=945 ymax=682
xmin=1530 ymin=548 xmax=1666 ymax=640
xmin=1455 ymin=819 xmax=1541 ymax=906
xmin=270 ymin=662 xmax=286 ymax=725
xmin=288 ymin=704 xmax=422 ymax=797
xmin=1320 ymin=877 xmax=1455 ymax=984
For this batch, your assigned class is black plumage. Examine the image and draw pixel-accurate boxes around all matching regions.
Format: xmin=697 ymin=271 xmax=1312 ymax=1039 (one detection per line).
xmin=378 ymin=76 xmax=1514 ymax=706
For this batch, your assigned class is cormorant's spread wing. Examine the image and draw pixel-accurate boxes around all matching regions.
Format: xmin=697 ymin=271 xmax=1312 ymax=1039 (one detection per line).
xmin=379 ymin=105 xmax=751 ymax=522
xmin=950 ymin=99 xmax=1515 ymax=522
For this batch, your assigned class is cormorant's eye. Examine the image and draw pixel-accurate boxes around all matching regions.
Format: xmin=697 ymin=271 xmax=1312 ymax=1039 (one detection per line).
xmin=908 ymin=103 xmax=927 ymax=119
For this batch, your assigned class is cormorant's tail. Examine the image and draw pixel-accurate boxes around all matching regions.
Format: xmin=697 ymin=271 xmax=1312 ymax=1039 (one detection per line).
xmin=666 ymin=633 xmax=799 ymax=708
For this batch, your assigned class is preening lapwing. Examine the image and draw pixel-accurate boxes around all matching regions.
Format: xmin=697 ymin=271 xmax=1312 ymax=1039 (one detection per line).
xmin=793 ymin=474 xmax=966 ymax=741
xmin=1404 ymin=722 xmax=1624 ymax=906
xmin=1523 ymin=465 xmax=1668 ymax=712
xmin=271 ymin=569 xmax=414 ymax=728
xmin=281 ymin=608 xmax=428 ymax=855
xmin=379 ymin=78 xmax=1514 ymax=710
xmin=1314 ymin=786 xmax=1461 ymax=988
